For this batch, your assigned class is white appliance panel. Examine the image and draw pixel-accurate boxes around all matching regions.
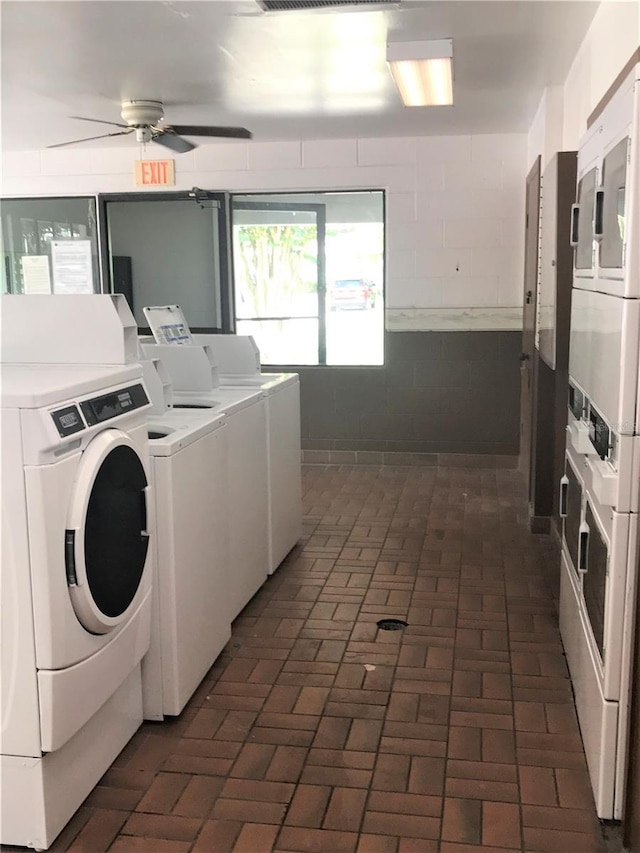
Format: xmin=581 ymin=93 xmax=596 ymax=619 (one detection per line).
xmin=1 ymin=410 xmax=41 ymax=758
xmin=559 ymin=550 xmax=618 ymax=819
xmin=0 ymin=294 xmax=138 ymax=365
xmin=562 ymin=442 xmax=589 ymax=580
xmin=580 ymin=493 xmax=630 ymax=701
xmin=267 ymin=381 xmax=303 ymax=573
xmin=226 ymin=399 xmax=269 ymax=619
xmin=152 ymin=424 xmax=231 ymax=716
xmin=37 ymin=595 xmax=150 ymax=752
xmin=569 ymin=288 xmax=640 ymax=435
xmin=0 ymin=668 xmax=142 ymax=850
xmin=594 ymin=65 xmax=639 ymax=297
xmin=586 ymin=433 xmax=639 ymax=513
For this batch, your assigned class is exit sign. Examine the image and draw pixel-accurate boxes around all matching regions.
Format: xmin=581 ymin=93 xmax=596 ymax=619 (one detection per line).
xmin=134 ymin=159 xmax=175 ymax=186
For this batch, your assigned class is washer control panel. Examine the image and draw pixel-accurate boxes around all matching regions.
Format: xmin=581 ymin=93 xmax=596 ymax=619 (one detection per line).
xmin=51 ymin=405 xmax=85 ymax=438
xmin=50 ymin=383 xmax=149 ymax=436
xmin=80 ymin=383 xmax=149 ymax=426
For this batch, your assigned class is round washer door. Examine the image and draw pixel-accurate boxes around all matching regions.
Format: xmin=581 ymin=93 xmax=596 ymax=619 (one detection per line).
xmin=66 ymin=428 xmax=150 ymax=634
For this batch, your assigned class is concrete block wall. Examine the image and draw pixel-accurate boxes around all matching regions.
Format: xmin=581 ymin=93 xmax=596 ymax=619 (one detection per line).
xmin=3 ymin=131 xmax=527 ymax=329
xmin=3 ymin=132 xmax=528 ymax=456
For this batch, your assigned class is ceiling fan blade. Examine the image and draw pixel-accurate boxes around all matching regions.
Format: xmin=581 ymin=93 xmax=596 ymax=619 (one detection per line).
xmin=47 ymin=129 xmax=134 ymax=149
xmin=152 ymin=131 xmax=195 ymax=154
xmin=69 ymin=115 xmax=129 ymax=129
xmin=168 ymin=125 xmax=252 ymax=140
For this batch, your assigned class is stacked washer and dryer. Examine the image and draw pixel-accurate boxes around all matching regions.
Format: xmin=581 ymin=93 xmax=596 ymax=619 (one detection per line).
xmin=560 ymin=63 xmax=640 ymax=819
xmin=1 ymin=296 xmax=154 ymax=849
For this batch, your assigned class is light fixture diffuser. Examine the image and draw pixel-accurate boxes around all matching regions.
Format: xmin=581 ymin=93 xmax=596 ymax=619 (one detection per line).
xmin=386 ymin=38 xmax=453 ymax=106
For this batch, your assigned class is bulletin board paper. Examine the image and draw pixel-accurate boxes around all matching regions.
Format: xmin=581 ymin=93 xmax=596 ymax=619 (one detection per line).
xmin=21 ymin=255 xmax=51 ymax=294
xmin=51 ymin=240 xmax=94 ymax=294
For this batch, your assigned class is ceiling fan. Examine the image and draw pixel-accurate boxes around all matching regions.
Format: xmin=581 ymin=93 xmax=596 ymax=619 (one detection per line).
xmin=48 ymin=99 xmax=252 ymax=153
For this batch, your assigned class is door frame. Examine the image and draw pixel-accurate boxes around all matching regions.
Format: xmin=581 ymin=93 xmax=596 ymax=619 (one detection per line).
xmin=98 ymin=190 xmax=233 ymax=333
xmin=519 ymin=156 xmax=541 ymax=490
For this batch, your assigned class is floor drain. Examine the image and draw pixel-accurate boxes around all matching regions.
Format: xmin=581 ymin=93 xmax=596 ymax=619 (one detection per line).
xmin=377 ymin=619 xmax=408 ymax=631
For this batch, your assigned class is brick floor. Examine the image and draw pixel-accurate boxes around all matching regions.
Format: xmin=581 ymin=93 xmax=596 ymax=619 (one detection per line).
xmin=13 ymin=464 xmax=609 ymax=851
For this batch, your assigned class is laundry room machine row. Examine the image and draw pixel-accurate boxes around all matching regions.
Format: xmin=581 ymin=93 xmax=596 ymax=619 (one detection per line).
xmin=140 ymin=307 xmax=301 ymax=576
xmin=1 ymin=361 xmax=153 ymax=849
xmin=193 ymin=333 xmax=303 ymax=576
xmin=140 ymin=338 xmax=270 ymax=622
xmin=559 ymin=62 xmax=640 ymax=821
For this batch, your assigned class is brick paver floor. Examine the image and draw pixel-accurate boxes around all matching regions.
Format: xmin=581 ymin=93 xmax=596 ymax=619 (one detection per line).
xmin=17 ymin=464 xmax=608 ymax=851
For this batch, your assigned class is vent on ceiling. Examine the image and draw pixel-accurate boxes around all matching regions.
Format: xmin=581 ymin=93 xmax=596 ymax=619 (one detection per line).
xmin=256 ymin=0 xmax=398 ymax=11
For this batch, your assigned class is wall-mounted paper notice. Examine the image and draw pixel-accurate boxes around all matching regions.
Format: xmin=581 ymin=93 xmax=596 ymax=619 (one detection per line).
xmin=51 ymin=240 xmax=94 ymax=294
xmin=21 ymin=255 xmax=51 ymax=294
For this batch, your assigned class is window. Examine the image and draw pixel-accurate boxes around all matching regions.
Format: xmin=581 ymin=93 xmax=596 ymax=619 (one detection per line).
xmin=1 ymin=197 xmax=99 ymax=295
xmin=231 ymin=191 xmax=384 ymax=365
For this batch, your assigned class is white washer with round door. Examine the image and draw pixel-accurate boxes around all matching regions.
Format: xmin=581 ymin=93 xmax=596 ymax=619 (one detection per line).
xmin=1 ymin=362 xmax=153 ymax=850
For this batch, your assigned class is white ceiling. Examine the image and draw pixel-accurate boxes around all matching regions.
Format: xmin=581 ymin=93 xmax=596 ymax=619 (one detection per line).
xmin=1 ymin=0 xmax=601 ymax=151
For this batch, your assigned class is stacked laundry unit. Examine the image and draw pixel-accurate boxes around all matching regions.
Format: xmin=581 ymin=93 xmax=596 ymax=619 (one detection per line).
xmin=1 ymin=295 xmax=153 ymax=849
xmin=560 ymin=63 xmax=640 ymax=819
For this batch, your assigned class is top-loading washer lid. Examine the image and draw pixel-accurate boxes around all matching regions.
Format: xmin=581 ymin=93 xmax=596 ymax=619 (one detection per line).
xmin=143 ymin=304 xmax=194 ymax=346
xmin=173 ymin=386 xmax=264 ymax=415
xmin=0 ymin=363 xmax=144 ymax=409
xmin=218 ymin=373 xmax=299 ymax=394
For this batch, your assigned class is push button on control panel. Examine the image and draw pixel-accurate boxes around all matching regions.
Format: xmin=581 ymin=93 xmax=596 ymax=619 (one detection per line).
xmin=51 ymin=405 xmax=85 ymax=437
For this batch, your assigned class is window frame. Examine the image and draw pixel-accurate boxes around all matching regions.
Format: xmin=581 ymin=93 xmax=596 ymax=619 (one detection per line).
xmin=97 ymin=190 xmax=234 ymax=333
xmin=231 ymin=189 xmax=386 ymax=368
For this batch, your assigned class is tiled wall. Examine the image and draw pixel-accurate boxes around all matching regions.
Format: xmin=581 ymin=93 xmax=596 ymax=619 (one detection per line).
xmin=274 ymin=329 xmax=520 ymax=459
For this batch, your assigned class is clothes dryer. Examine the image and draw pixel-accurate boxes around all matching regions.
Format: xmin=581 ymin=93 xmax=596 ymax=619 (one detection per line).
xmin=1 ymin=362 xmax=152 ymax=850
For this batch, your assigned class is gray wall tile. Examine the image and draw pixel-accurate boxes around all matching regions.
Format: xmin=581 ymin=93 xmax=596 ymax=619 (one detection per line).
xmin=291 ymin=330 xmax=520 ymax=456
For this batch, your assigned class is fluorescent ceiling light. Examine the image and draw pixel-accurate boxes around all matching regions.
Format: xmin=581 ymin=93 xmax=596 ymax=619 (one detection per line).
xmin=386 ymin=38 xmax=453 ymax=107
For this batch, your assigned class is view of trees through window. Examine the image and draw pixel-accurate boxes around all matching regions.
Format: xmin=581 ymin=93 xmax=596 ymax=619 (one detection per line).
xmin=232 ymin=191 xmax=384 ymax=366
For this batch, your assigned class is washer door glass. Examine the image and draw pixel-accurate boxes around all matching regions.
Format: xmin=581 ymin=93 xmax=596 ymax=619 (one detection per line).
xmin=66 ymin=430 xmax=150 ymax=633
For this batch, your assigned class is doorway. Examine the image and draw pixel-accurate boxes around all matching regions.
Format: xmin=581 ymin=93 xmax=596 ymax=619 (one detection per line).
xmin=99 ymin=191 xmax=232 ymax=332
xmin=519 ymin=157 xmax=541 ymax=490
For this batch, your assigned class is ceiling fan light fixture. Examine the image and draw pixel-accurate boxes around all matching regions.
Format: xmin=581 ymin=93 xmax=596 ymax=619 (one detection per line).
xmin=386 ymin=38 xmax=453 ymax=106
xmin=121 ymin=99 xmax=165 ymax=127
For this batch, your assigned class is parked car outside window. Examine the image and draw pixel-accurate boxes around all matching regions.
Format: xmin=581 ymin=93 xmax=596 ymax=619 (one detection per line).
xmin=329 ymin=278 xmax=376 ymax=310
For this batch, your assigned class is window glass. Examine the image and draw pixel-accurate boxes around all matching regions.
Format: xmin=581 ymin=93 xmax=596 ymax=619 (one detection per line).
xmin=236 ymin=318 xmax=319 ymax=365
xmin=232 ymin=191 xmax=384 ymax=366
xmin=1 ymin=197 xmax=99 ymax=294
xmin=575 ymin=168 xmax=596 ymax=271
xmin=599 ymin=137 xmax=628 ymax=270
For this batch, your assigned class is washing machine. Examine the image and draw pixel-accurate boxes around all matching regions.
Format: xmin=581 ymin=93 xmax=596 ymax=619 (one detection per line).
xmin=194 ymin=334 xmax=302 ymax=574
xmin=140 ymin=337 xmax=269 ymax=621
xmin=140 ymin=397 xmax=231 ymax=719
xmin=1 ymin=361 xmax=153 ymax=850
xmin=169 ymin=386 xmax=268 ymax=621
